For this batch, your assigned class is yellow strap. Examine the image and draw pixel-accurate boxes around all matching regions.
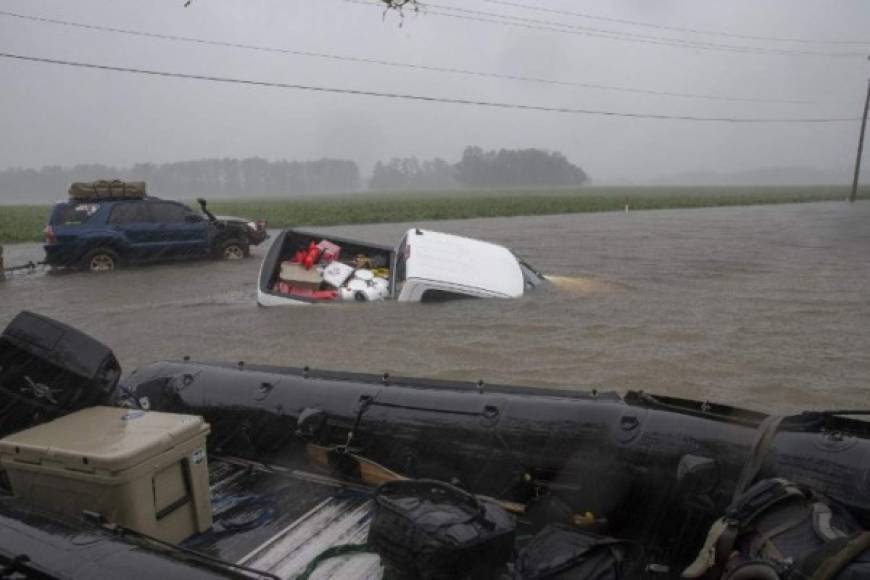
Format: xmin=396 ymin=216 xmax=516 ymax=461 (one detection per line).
xmin=305 ymin=444 xmax=597 ymax=525
xmin=810 ymin=532 xmax=870 ymax=580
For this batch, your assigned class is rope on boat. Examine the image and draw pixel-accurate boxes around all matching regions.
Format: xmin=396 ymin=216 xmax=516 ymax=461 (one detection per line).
xmin=295 ymin=544 xmax=373 ymax=580
xmin=81 ymin=510 xmax=281 ymax=580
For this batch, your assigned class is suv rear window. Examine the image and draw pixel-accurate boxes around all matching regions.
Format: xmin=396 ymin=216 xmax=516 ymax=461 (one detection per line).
xmin=51 ymin=202 xmax=100 ymax=226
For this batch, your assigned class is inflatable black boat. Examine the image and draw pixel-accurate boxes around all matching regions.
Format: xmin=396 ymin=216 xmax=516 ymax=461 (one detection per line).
xmin=0 ymin=311 xmax=868 ymax=579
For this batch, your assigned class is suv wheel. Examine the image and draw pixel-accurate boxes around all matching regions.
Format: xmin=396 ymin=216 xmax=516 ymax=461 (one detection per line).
xmin=218 ymin=239 xmax=248 ymax=261
xmin=81 ymin=248 xmax=120 ymax=273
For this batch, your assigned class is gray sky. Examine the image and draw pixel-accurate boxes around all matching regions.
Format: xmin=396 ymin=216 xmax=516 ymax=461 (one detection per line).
xmin=1 ymin=0 xmax=868 ymax=184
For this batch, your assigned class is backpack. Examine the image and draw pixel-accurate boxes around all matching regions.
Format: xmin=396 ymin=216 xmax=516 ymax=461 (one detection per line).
xmin=367 ymin=479 xmax=516 ymax=580
xmin=683 ymin=478 xmax=869 ymax=580
xmin=513 ymin=524 xmax=641 ymax=580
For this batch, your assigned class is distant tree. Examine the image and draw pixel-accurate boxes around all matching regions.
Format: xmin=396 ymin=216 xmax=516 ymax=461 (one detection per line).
xmin=368 ymin=157 xmax=456 ymax=191
xmin=369 ymin=158 xmax=420 ymax=191
xmin=418 ymin=158 xmax=455 ymax=189
xmin=0 ymin=158 xmax=361 ymax=198
xmin=454 ymin=146 xmax=588 ymax=188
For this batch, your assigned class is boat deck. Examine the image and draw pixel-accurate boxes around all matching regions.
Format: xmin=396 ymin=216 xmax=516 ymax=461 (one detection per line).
xmin=194 ymin=457 xmax=383 ymax=579
xmin=195 ymin=457 xmax=694 ymax=580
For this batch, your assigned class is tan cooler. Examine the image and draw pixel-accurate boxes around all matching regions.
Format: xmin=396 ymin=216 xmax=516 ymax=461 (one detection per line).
xmin=0 ymin=406 xmax=212 ymax=544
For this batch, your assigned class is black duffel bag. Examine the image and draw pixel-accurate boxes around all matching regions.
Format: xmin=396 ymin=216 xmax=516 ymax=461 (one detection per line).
xmin=368 ymin=479 xmax=516 ymax=580
xmin=513 ymin=524 xmax=641 ymax=580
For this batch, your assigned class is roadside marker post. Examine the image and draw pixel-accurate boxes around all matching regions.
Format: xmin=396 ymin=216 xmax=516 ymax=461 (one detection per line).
xmin=849 ymin=61 xmax=870 ymax=204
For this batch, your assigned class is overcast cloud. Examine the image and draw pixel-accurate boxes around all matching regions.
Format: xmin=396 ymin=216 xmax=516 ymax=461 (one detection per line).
xmin=0 ymin=0 xmax=868 ymax=191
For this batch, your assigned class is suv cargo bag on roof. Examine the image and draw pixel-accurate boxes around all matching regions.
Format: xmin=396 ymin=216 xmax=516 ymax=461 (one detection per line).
xmin=69 ymin=180 xmax=146 ymax=200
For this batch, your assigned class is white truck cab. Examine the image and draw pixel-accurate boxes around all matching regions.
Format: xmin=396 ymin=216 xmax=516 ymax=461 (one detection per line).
xmin=393 ymin=228 xmax=525 ymax=301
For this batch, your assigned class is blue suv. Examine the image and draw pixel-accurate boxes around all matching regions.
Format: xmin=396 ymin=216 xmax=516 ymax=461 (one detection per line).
xmin=43 ymin=193 xmax=267 ymax=272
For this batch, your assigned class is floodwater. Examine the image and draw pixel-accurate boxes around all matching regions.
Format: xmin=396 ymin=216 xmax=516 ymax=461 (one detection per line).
xmin=1 ymin=201 xmax=868 ymax=414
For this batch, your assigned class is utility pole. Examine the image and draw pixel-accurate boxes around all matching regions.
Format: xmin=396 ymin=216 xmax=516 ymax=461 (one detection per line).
xmin=850 ymin=75 xmax=870 ymax=203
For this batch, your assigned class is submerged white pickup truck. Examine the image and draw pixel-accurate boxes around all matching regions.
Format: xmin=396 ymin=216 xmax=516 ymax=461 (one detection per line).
xmin=257 ymin=227 xmax=545 ymax=306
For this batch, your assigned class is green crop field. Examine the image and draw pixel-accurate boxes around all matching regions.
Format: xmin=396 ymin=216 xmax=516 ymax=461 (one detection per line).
xmin=1 ymin=186 xmax=866 ymax=244
xmin=0 ymin=205 xmax=52 ymax=244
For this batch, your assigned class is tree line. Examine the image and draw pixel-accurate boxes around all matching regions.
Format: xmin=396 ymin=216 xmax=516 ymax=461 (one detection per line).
xmin=0 ymin=158 xmax=361 ymax=200
xmin=369 ymin=147 xmax=588 ymax=191
xmin=0 ymin=147 xmax=588 ymax=200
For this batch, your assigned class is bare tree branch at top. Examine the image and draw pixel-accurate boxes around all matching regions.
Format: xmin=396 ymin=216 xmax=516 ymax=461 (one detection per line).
xmin=381 ymin=0 xmax=420 ymax=9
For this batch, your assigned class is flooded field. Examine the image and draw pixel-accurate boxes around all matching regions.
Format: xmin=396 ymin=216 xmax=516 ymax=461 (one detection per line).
xmin=2 ymin=200 xmax=868 ymax=414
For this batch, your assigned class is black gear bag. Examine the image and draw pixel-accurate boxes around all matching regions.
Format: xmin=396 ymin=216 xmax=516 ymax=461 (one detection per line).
xmin=367 ymin=479 xmax=516 ymax=580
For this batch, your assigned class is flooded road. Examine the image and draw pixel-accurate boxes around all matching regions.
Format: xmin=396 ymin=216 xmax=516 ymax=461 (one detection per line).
xmin=2 ymin=201 xmax=868 ymax=414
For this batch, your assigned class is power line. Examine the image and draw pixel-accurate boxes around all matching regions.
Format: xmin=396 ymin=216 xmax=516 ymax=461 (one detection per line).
xmin=480 ymin=0 xmax=870 ymax=46
xmin=0 ymin=51 xmax=859 ymax=124
xmin=423 ymin=1 xmax=866 ymax=57
xmin=0 ymin=9 xmax=844 ymax=106
xmin=348 ymin=0 xmax=865 ymax=58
